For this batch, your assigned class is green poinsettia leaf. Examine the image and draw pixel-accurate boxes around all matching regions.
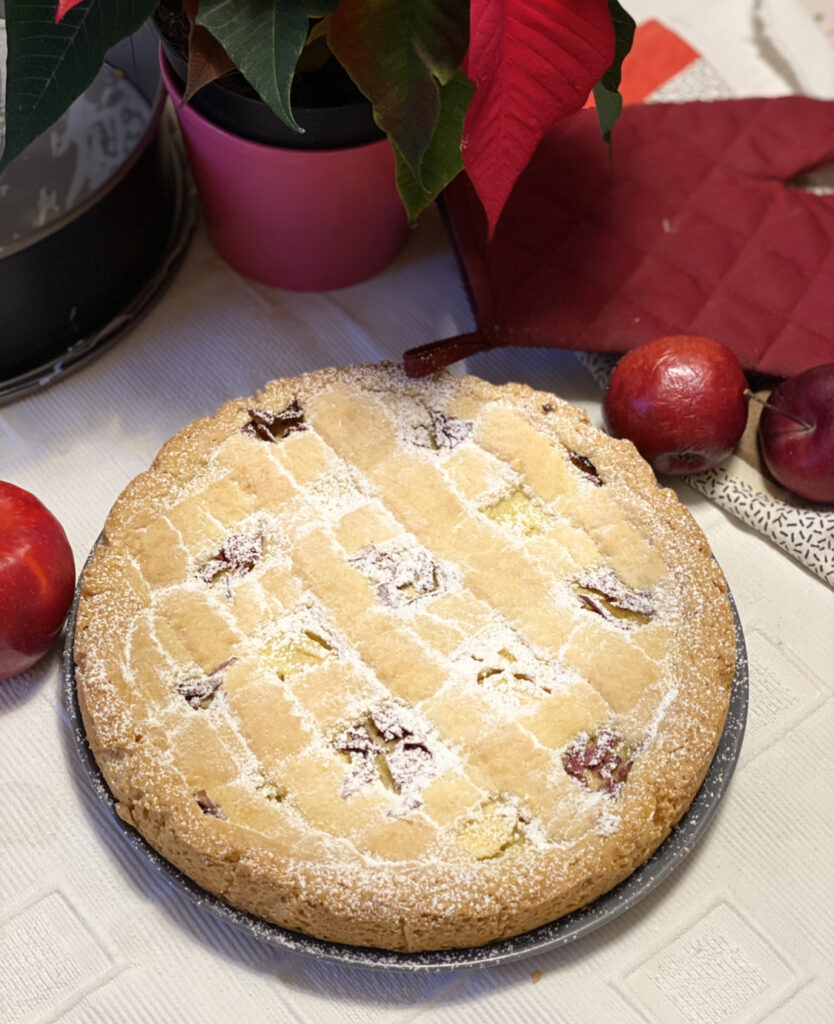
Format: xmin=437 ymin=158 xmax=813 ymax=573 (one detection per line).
xmin=197 ymin=0 xmax=340 ymax=131
xmin=593 ymin=0 xmax=636 ymax=142
xmin=1 ymin=0 xmax=159 ymax=170
xmin=394 ymin=69 xmax=472 ymax=225
xmin=328 ymin=0 xmax=469 ymax=185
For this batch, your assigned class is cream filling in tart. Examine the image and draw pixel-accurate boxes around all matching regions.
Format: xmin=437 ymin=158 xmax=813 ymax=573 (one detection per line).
xmin=73 ymin=364 xmax=735 ymax=952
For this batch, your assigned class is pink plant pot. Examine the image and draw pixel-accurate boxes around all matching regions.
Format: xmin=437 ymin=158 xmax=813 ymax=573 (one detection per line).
xmin=159 ymin=51 xmax=410 ymax=291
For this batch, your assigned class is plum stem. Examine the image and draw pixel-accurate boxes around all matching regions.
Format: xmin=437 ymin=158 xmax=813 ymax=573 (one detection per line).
xmin=744 ymin=389 xmax=813 ymax=430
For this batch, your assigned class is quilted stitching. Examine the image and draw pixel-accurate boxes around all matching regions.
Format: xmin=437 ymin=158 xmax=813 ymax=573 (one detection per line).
xmin=435 ymin=97 xmax=834 ymax=377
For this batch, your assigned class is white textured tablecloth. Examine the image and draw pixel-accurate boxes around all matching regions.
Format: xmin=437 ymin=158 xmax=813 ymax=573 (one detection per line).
xmin=2 ymin=2 xmax=833 ymax=1021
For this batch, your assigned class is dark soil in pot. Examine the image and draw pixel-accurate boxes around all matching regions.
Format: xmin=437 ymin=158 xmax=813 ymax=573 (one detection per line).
xmin=153 ymin=0 xmax=383 ymax=149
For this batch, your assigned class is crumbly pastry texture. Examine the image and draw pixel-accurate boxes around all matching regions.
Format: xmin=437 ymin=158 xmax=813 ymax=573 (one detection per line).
xmin=74 ymin=364 xmax=735 ymax=952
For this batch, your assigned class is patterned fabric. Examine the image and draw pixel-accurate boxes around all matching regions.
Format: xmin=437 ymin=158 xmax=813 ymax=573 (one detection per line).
xmin=686 ymin=465 xmax=834 ymax=586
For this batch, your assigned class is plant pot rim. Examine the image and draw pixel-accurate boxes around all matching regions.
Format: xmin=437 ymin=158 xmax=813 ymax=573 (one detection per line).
xmin=159 ymin=48 xmax=385 ymax=155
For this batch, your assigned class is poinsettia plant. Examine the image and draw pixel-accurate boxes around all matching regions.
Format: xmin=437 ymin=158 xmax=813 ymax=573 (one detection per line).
xmin=1 ymin=0 xmax=634 ymax=231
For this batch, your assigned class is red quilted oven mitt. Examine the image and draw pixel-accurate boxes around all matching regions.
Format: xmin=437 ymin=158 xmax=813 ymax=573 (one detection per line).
xmin=405 ymin=96 xmax=834 ymax=378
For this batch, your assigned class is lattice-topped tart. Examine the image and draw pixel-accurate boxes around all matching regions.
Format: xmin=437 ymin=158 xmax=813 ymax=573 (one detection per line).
xmin=74 ymin=364 xmax=735 ymax=952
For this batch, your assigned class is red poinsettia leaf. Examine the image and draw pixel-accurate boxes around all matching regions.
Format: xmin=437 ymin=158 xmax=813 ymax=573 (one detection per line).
xmin=463 ymin=0 xmax=615 ymax=236
xmin=54 ymin=0 xmax=87 ymax=23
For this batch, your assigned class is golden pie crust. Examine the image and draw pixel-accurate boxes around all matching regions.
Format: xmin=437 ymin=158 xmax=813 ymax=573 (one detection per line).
xmin=74 ymin=364 xmax=735 ymax=952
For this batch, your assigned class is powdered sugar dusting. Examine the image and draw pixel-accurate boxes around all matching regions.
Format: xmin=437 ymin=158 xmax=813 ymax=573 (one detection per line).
xmin=348 ymin=541 xmax=460 ymax=610
xmin=198 ymin=533 xmax=263 ymax=591
xmin=576 ymin=567 xmax=656 ymax=618
xmin=333 ymin=701 xmax=456 ymax=816
xmin=449 ymin=619 xmax=581 ymax=709
xmin=408 ymin=408 xmax=473 ymax=451
xmin=303 ymin=462 xmax=369 ymax=522
xmin=595 ymin=809 xmax=622 ymax=836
